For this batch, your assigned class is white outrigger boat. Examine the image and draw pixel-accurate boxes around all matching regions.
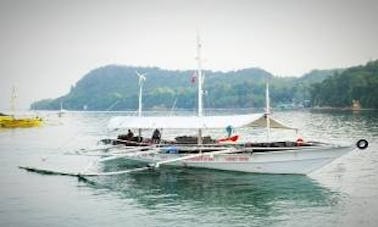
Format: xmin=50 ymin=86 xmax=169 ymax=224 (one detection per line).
xmin=105 ymin=114 xmax=360 ymax=175
xmin=19 ymin=36 xmax=368 ymax=178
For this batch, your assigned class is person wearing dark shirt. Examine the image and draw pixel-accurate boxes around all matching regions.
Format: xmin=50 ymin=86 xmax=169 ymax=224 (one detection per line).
xmin=152 ymin=129 xmax=161 ymax=143
xmin=126 ymin=129 xmax=134 ymax=140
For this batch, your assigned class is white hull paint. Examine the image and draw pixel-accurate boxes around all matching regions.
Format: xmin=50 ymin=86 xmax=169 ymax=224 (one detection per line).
xmin=125 ymin=145 xmax=354 ymax=175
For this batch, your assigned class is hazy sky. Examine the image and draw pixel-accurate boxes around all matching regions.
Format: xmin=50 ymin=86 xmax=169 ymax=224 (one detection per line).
xmin=1 ymin=0 xmax=377 ymax=110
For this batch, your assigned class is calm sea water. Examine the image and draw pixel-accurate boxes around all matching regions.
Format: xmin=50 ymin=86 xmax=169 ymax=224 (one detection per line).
xmin=0 ymin=110 xmax=377 ymax=227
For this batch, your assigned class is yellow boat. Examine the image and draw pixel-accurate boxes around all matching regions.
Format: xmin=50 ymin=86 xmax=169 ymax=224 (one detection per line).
xmin=1 ymin=118 xmax=43 ymax=128
xmin=0 ymin=116 xmax=43 ymax=128
xmin=0 ymin=87 xmax=43 ymax=128
xmin=0 ymin=114 xmax=13 ymax=121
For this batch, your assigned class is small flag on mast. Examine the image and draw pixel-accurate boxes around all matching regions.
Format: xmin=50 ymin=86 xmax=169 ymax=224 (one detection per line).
xmin=191 ymin=71 xmax=197 ymax=84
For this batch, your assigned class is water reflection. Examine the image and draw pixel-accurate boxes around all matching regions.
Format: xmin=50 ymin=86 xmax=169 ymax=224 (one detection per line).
xmin=82 ymin=161 xmax=341 ymax=226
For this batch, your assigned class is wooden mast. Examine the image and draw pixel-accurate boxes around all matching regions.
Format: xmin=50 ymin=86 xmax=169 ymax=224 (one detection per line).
xmin=10 ymin=85 xmax=17 ymax=117
xmin=265 ymin=80 xmax=271 ymax=142
xmin=196 ymin=34 xmax=203 ymax=145
xmin=137 ymin=72 xmax=146 ymax=139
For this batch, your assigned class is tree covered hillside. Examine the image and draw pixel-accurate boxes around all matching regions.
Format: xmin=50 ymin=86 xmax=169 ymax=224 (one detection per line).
xmin=31 ymin=65 xmax=336 ymax=111
xmin=310 ymin=60 xmax=378 ymax=108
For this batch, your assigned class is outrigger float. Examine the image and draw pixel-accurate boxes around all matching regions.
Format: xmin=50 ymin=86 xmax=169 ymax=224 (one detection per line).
xmin=19 ymin=36 xmax=368 ymax=178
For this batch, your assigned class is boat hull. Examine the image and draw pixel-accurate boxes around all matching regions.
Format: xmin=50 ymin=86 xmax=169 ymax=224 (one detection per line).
xmin=0 ymin=118 xmax=42 ymax=128
xmin=124 ymin=145 xmax=354 ymax=175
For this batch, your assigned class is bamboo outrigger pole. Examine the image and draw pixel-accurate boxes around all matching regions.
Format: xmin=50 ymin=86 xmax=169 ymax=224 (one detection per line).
xmin=19 ymin=147 xmax=240 ymax=177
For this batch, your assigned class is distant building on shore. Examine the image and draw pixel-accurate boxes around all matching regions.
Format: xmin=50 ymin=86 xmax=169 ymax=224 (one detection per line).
xmin=352 ymin=100 xmax=361 ymax=111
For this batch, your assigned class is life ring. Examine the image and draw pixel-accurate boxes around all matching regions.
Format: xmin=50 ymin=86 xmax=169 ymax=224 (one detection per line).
xmin=356 ymin=139 xmax=368 ymax=150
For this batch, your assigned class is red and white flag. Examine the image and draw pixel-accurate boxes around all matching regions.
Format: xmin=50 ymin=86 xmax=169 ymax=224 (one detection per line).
xmin=191 ymin=72 xmax=197 ymax=84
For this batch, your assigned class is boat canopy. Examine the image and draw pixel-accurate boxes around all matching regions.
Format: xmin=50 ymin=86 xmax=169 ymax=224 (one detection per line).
xmin=108 ymin=113 xmax=296 ymax=130
xmin=245 ymin=114 xmax=297 ymax=131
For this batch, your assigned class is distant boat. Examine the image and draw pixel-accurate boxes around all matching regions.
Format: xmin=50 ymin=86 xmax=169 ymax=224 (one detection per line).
xmin=58 ymin=102 xmax=66 ymax=117
xmin=0 ymin=86 xmax=43 ymax=128
xmin=0 ymin=116 xmax=43 ymax=128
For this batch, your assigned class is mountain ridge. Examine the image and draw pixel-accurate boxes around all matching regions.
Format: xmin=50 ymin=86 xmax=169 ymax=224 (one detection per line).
xmin=31 ymin=65 xmax=338 ymax=110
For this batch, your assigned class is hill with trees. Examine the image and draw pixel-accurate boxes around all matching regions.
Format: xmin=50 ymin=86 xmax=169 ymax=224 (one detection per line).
xmin=31 ymin=65 xmax=339 ymax=111
xmin=310 ymin=60 xmax=378 ymax=108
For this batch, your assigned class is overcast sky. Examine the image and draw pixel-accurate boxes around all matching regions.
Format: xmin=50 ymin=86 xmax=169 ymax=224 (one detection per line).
xmin=1 ymin=0 xmax=377 ymax=110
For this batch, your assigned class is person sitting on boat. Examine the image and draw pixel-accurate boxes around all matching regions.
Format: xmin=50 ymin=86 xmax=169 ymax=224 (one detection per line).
xmin=226 ymin=125 xmax=233 ymax=138
xmin=152 ymin=129 xmax=161 ymax=143
xmin=126 ymin=129 xmax=134 ymax=140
